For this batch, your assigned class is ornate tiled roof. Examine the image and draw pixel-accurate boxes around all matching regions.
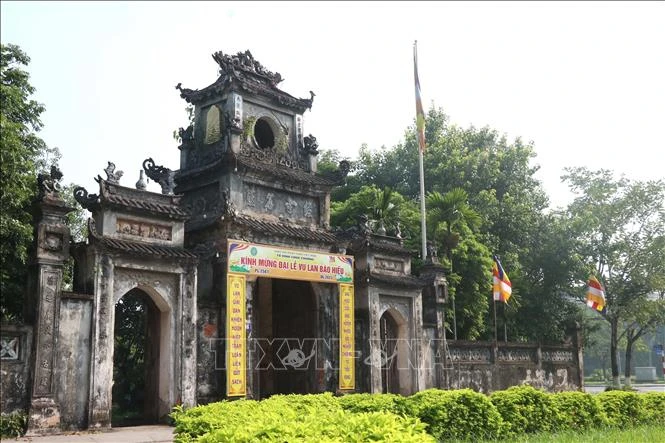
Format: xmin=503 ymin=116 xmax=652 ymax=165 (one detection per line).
xmin=356 ymin=270 xmax=424 ymax=289
xmin=97 ymin=179 xmax=189 ymax=219
xmin=235 ymin=155 xmax=342 ymax=187
xmin=232 ymin=214 xmax=338 ymax=243
xmin=97 ymin=236 xmax=198 ymax=259
xmin=87 ymin=219 xmax=197 ymax=259
xmin=103 ymin=193 xmax=189 ymax=218
xmin=177 ymin=50 xmax=314 ymax=113
xmin=339 ymin=231 xmax=414 ymax=256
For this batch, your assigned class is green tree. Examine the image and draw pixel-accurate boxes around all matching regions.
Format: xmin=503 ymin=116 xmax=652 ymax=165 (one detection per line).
xmin=562 ymin=167 xmax=665 ymax=387
xmin=331 ymin=185 xmax=418 ymax=238
xmin=0 ymin=43 xmax=52 ymax=321
xmin=426 ymin=188 xmax=489 ymax=339
xmin=339 ymin=107 xmax=556 ymax=341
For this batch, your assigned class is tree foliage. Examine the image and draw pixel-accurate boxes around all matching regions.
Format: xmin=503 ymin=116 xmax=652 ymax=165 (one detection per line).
xmin=0 ymin=43 xmax=51 ymax=321
xmin=328 ymin=107 xmax=569 ymax=341
xmin=562 ymin=167 xmax=665 ymax=386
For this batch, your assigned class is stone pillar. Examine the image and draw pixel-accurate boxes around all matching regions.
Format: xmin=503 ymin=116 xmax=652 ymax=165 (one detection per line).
xmin=26 ymin=195 xmax=73 ymax=435
xmin=419 ymin=262 xmax=448 ymax=389
xmin=87 ymin=253 xmax=114 ymax=429
xmin=180 ymin=267 xmax=198 ymax=407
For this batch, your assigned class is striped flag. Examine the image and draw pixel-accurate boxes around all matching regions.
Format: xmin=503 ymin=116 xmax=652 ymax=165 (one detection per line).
xmin=586 ymin=276 xmax=606 ymax=312
xmin=492 ymin=257 xmax=512 ymax=303
xmin=414 ymin=41 xmax=426 ymax=153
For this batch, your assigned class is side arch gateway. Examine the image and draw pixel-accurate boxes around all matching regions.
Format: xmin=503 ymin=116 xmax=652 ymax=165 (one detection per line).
xmin=69 ymin=178 xmax=198 ymax=430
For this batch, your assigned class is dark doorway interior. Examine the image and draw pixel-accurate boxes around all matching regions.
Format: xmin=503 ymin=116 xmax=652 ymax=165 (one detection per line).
xmin=256 ymin=278 xmax=317 ymax=398
xmin=380 ymin=311 xmax=400 ymax=394
xmin=112 ymin=288 xmax=160 ymax=427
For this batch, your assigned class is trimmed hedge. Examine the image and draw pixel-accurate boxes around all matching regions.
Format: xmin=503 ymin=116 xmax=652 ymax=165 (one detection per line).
xmin=172 ymin=389 xmax=665 ymax=442
xmin=172 ymin=393 xmax=433 ymax=442
xmin=405 ymin=389 xmax=503 ymax=441
xmin=642 ymin=392 xmax=665 ymax=424
xmin=596 ymin=390 xmax=647 ymax=427
xmin=337 ymin=392 xmax=408 ymax=415
xmin=550 ymin=391 xmax=608 ymax=431
xmin=490 ymin=385 xmax=557 ymax=436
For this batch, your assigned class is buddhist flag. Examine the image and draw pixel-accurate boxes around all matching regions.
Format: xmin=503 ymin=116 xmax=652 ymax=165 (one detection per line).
xmin=586 ymin=276 xmax=606 ymax=312
xmin=414 ymin=41 xmax=426 ymax=153
xmin=492 ymin=257 xmax=512 ymax=303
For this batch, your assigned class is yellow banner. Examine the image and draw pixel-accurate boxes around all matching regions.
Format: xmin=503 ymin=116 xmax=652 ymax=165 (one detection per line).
xmin=339 ymin=283 xmax=355 ymax=390
xmin=227 ymin=239 xmax=353 ymax=283
xmin=226 ymin=274 xmax=246 ymax=397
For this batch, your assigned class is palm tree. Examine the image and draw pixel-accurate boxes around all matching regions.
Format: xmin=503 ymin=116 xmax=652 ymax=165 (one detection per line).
xmin=426 ymin=188 xmax=481 ymax=340
xmin=426 ymin=188 xmax=480 ymax=262
xmin=371 ymin=186 xmax=400 ymax=236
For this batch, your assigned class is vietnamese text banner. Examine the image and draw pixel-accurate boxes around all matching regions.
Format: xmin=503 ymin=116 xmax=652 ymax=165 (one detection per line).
xmin=339 ymin=283 xmax=355 ymax=390
xmin=227 ymin=239 xmax=353 ymax=283
xmin=226 ymin=274 xmax=246 ymax=397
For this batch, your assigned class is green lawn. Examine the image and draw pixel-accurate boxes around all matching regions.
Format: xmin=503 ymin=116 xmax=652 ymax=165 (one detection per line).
xmin=468 ymin=425 xmax=665 ymax=442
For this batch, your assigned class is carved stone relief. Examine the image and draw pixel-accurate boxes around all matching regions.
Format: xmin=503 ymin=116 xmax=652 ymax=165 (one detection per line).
xmin=204 ymin=105 xmax=222 ymax=145
xmin=264 ymin=193 xmax=275 ymax=211
xmin=113 ymin=268 xmax=179 ymax=307
xmin=541 ymin=350 xmax=574 ymax=363
xmin=43 ymin=233 xmax=63 ymax=252
xmin=497 ymin=348 xmax=536 ymax=363
xmin=244 ymin=182 xmax=319 ymax=221
xmin=33 ymin=271 xmax=59 ymax=396
xmin=182 ymin=184 xmax=222 ymax=218
xmin=303 ymin=200 xmax=313 ymax=218
xmin=116 ymin=219 xmax=172 ymax=241
xmin=0 ymin=336 xmax=19 ymax=360
xmin=285 ymin=197 xmax=298 ymax=216
xmin=449 ymin=347 xmax=491 ymax=363
xmin=374 ymin=258 xmax=404 ymax=274
xmin=246 ymin=186 xmax=257 ymax=208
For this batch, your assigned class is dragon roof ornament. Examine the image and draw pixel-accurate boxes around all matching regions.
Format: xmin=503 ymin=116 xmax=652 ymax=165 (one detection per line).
xmin=212 ymin=50 xmax=283 ymax=86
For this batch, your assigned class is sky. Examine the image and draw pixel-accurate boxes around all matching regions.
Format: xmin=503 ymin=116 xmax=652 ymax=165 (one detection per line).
xmin=2 ymin=1 xmax=663 ymax=208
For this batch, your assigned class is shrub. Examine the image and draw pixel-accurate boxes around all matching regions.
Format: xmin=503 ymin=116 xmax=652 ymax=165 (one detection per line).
xmin=0 ymin=411 xmax=27 ymax=438
xmin=550 ymin=391 xmax=608 ymax=431
xmin=489 ymin=385 xmax=556 ymax=437
xmin=197 ymin=409 xmax=434 ymax=443
xmin=338 ymin=392 xmax=408 ymax=415
xmin=596 ymin=390 xmax=646 ymax=427
xmin=404 ymin=388 xmax=503 ymax=441
xmin=642 ymin=392 xmax=665 ymax=424
xmin=172 ymin=393 xmax=434 ymax=442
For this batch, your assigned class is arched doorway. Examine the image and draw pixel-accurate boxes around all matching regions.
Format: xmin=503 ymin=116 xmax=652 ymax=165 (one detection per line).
xmin=380 ymin=310 xmax=399 ymax=394
xmin=379 ymin=308 xmax=411 ymax=395
xmin=112 ymin=288 xmax=169 ymax=426
xmin=255 ymin=278 xmax=317 ymax=398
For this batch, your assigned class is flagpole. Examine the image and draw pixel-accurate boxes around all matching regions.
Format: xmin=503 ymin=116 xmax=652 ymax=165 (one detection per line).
xmin=419 ymin=140 xmax=427 ymax=261
xmin=493 ymin=299 xmax=498 ymax=344
xmin=414 ymin=40 xmax=427 ymax=262
xmin=503 ymin=302 xmax=507 ymax=343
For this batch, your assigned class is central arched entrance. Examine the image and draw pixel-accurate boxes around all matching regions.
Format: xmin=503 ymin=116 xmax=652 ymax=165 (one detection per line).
xmin=255 ymin=278 xmax=317 ymax=398
xmin=112 ymin=287 xmax=170 ymax=426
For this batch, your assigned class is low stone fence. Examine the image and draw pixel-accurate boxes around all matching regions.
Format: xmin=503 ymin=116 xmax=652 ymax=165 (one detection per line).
xmin=1 ymin=323 xmax=33 ymax=414
xmin=442 ymin=340 xmax=582 ymax=393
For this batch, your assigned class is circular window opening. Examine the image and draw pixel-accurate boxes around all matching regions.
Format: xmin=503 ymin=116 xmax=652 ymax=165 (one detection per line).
xmin=254 ymin=118 xmax=275 ymax=149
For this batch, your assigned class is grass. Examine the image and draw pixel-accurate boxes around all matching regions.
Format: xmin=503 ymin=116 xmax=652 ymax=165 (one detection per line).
xmin=463 ymin=425 xmax=665 ymax=442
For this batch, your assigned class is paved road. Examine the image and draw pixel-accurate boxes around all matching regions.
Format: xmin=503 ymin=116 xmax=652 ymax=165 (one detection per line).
xmin=584 ymin=383 xmax=665 ymax=393
xmin=15 ymin=425 xmax=174 ymax=443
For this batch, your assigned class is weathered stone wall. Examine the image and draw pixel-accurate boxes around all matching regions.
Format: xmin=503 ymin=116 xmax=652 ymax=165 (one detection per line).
xmin=438 ymin=341 xmax=582 ymax=393
xmin=55 ymin=294 xmax=92 ymax=429
xmin=0 ymin=324 xmax=33 ymax=414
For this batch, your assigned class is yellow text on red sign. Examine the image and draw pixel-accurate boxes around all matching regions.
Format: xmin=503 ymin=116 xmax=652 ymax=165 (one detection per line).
xmin=339 ymin=283 xmax=355 ymax=391
xmin=226 ymin=274 xmax=246 ymax=397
